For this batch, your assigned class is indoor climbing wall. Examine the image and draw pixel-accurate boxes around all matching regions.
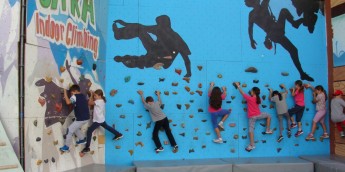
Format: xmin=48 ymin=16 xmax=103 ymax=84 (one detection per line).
xmin=105 ymin=0 xmax=330 ymax=165
xmin=24 ymin=0 xmax=108 ymax=171
xmin=0 ymin=0 xmax=20 ymax=158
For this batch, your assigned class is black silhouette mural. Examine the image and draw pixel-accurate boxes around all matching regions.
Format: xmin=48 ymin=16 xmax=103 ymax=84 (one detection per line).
xmin=245 ymin=0 xmax=323 ymax=82
xmin=112 ymin=15 xmax=192 ymax=77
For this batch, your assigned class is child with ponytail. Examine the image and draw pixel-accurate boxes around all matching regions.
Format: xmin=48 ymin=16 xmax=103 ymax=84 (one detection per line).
xmin=235 ymin=82 xmax=272 ymax=152
xmin=305 ymin=84 xmax=329 ymax=140
xmin=289 ymin=80 xmax=306 ymax=137
xmin=80 ymin=89 xmax=123 ymax=155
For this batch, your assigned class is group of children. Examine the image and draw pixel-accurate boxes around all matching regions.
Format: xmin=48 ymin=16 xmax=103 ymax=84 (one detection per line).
xmin=59 ymin=79 xmax=345 ymax=154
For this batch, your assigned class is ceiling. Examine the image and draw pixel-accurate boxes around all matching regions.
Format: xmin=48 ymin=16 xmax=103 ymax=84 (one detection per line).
xmin=332 ymin=0 xmax=345 ymax=7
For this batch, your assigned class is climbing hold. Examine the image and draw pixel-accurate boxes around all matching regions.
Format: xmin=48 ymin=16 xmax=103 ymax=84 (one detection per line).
xmin=164 ymin=91 xmax=169 ymax=96
xmin=242 ymin=135 xmax=248 ymax=139
xmin=226 ymin=101 xmax=232 ymax=104
xmin=294 ymin=144 xmax=299 ymax=147
xmin=264 ymin=84 xmax=270 ymax=87
xmin=181 ymin=123 xmax=185 ymax=128
xmin=201 ymin=119 xmax=207 ymax=122
xmin=172 ymin=82 xmax=179 ymax=86
xmin=202 ymin=145 xmax=206 ymax=149
xmin=177 ymin=104 xmax=182 ymax=110
xmin=206 ymin=132 xmax=211 ymax=135
xmin=172 ymin=124 xmax=177 ymax=127
xmin=169 ymin=119 xmax=173 ymax=123
xmin=260 ymin=123 xmax=266 ymax=127
xmin=231 ymin=96 xmax=236 ymax=100
xmin=183 ymin=77 xmax=190 ymax=83
xmin=193 ymin=136 xmax=198 ymax=140
xmin=59 ymin=78 xmax=64 ymax=83
xmin=45 ymin=76 xmax=52 ymax=82
xmin=159 ymin=78 xmax=165 ymax=82
xmin=279 ymin=84 xmax=284 ymax=89
xmin=93 ymin=136 xmax=97 ymax=141
xmin=261 ymin=140 xmax=267 ymax=143
xmin=190 ymin=91 xmax=195 ymax=95
xmin=189 ymin=114 xmax=194 ymax=118
xmin=153 ymin=63 xmax=164 ymax=70
xmin=37 ymin=160 xmax=42 ymax=166
xmin=242 ymin=83 xmax=247 ymax=88
xmin=196 ymin=90 xmax=203 ymax=96
xmin=137 ymin=115 xmax=143 ymax=118
xmin=217 ymin=74 xmax=223 ymax=78
xmin=269 ymin=104 xmax=274 ymax=109
xmin=36 ymin=137 xmax=41 ymax=142
xmin=164 ymin=141 xmax=169 ymax=145
xmin=128 ymin=150 xmax=134 ymax=156
xmin=190 ymin=100 xmax=194 ymax=103
xmin=229 ymin=123 xmax=236 ymax=127
xmin=253 ymin=79 xmax=259 ymax=84
xmin=194 ymin=128 xmax=199 ymax=132
xmin=110 ymin=89 xmax=118 ymax=97
xmin=233 ymin=134 xmax=239 ymax=140
xmin=120 ymin=114 xmax=126 ymax=119
xmin=146 ymin=122 xmax=151 ymax=129
xmin=185 ymin=86 xmax=191 ymax=92
xmin=179 ymin=133 xmax=185 ymax=137
xmin=198 ymin=108 xmax=204 ymax=113
xmin=128 ymin=99 xmax=134 ymax=104
xmin=277 ymin=148 xmax=282 ymax=153
xmin=320 ymin=137 xmax=324 ymax=142
xmin=60 ymin=66 xmax=66 ymax=73
xmin=281 ymin=72 xmax=289 ymax=76
xmin=197 ymin=66 xmax=203 ymax=71
xmin=138 ymin=123 xmax=142 ymax=127
xmin=245 ymin=67 xmax=258 ymax=73
xmin=232 ymin=82 xmax=239 ymax=89
xmin=92 ymin=63 xmax=97 ymax=71
xmin=137 ymin=82 xmax=144 ymax=85
xmin=306 ymin=108 xmax=309 ymax=111
xmin=51 ymin=157 xmax=55 ymax=163
xmin=172 ymin=92 xmax=178 ymax=95
xmin=115 ymin=145 xmax=121 ymax=149
xmin=273 ymin=128 xmax=277 ymax=131
xmin=243 ymin=128 xmax=247 ymax=131
xmin=230 ymin=148 xmax=236 ymax=153
xmin=243 ymin=108 xmax=247 ymax=112
xmin=116 ymin=104 xmax=122 ymax=108
xmin=47 ymin=129 xmax=52 ymax=135
xmin=262 ymin=105 xmax=267 ymax=108
xmin=77 ymin=59 xmax=83 ymax=65
xmin=198 ymin=83 xmax=202 ymax=88
xmin=305 ymin=122 xmax=309 ymax=126
xmin=175 ymin=68 xmax=182 ymax=75
xmin=33 ymin=120 xmax=38 ymax=127
xmin=53 ymin=140 xmax=58 ymax=145
xmin=189 ymin=149 xmax=195 ymax=153
xmin=38 ymin=97 xmax=45 ymax=107
xmin=185 ymin=104 xmax=191 ymax=110
xmin=136 ymin=131 xmax=142 ymax=136
xmin=135 ymin=142 xmax=144 ymax=147
xmin=262 ymin=95 xmax=266 ymax=100
xmin=124 ymin=76 xmax=131 ymax=83
xmin=242 ymin=100 xmax=247 ymax=104
xmin=160 ymin=104 xmax=165 ymax=109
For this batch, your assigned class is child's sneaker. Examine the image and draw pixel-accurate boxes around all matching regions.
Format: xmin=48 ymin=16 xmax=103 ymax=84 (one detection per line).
xmin=59 ymin=145 xmax=69 ymax=152
xmin=305 ymin=134 xmax=315 ymax=141
xmin=113 ymin=134 xmax=123 ymax=140
xmin=245 ymin=145 xmax=256 ymax=152
xmin=321 ymin=133 xmax=329 ymax=139
xmin=218 ymin=121 xmax=224 ymax=130
xmin=213 ymin=138 xmax=223 ymax=144
xmin=265 ymin=130 xmax=273 ymax=134
xmin=295 ymin=130 xmax=304 ymax=137
xmin=81 ymin=147 xmax=90 ymax=153
xmin=76 ymin=138 xmax=86 ymax=145
xmin=155 ymin=147 xmax=164 ymax=152
xmin=340 ymin=131 xmax=345 ymax=137
xmin=277 ymin=135 xmax=284 ymax=143
xmin=287 ymin=130 xmax=292 ymax=138
xmin=291 ymin=123 xmax=297 ymax=129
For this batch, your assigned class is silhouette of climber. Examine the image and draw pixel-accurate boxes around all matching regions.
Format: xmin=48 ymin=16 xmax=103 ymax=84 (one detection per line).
xmin=245 ymin=0 xmax=314 ymax=81
xmin=291 ymin=0 xmax=324 ymax=33
xmin=112 ymin=15 xmax=192 ymax=77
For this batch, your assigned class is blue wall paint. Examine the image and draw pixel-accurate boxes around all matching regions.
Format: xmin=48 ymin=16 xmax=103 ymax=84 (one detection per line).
xmin=105 ymin=0 xmax=329 ymax=165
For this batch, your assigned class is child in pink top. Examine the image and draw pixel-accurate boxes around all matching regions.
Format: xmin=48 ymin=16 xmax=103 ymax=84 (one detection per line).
xmin=208 ymin=82 xmax=231 ymax=144
xmin=305 ymin=84 xmax=329 ymax=140
xmin=235 ymin=82 xmax=272 ymax=152
xmin=289 ymin=80 xmax=306 ymax=137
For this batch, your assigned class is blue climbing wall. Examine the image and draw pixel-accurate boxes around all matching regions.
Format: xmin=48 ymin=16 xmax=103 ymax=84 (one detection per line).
xmin=105 ymin=0 xmax=329 ymax=165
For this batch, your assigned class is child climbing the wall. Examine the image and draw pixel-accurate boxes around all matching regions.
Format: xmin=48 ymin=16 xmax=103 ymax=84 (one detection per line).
xmin=60 ymin=85 xmax=90 ymax=152
xmin=137 ymin=90 xmax=178 ymax=153
xmin=80 ymin=89 xmax=123 ymax=156
xmin=235 ymin=82 xmax=272 ymax=152
xmin=208 ymin=82 xmax=231 ymax=143
xmin=305 ymin=84 xmax=329 ymax=141
xmin=331 ymin=90 xmax=345 ymax=137
xmin=288 ymin=80 xmax=306 ymax=137
xmin=269 ymin=84 xmax=291 ymax=142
